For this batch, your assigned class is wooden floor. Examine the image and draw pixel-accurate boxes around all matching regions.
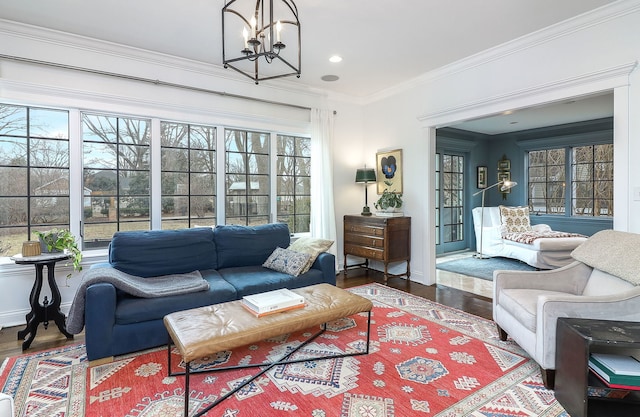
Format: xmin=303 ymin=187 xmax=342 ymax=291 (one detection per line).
xmin=0 ymin=268 xmax=492 ymax=364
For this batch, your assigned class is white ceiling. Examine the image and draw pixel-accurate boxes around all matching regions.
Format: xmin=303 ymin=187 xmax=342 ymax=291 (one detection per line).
xmin=0 ymin=0 xmax=617 ymax=132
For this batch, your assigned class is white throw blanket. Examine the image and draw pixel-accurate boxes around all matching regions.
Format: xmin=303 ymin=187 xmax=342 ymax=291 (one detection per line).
xmin=66 ymin=266 xmax=209 ymax=334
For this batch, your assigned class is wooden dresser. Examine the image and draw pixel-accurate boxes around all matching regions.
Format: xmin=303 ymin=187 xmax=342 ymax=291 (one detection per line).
xmin=343 ymin=215 xmax=411 ymax=283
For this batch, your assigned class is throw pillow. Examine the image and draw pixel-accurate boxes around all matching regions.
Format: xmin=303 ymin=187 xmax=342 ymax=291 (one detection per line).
xmin=262 ymin=247 xmax=312 ymax=277
xmin=288 ymin=237 xmax=334 ymax=274
xmin=499 ymin=205 xmax=532 ymax=234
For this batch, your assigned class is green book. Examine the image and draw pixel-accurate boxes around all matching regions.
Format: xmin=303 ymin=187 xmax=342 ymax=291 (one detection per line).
xmin=590 ymin=356 xmax=640 ymax=386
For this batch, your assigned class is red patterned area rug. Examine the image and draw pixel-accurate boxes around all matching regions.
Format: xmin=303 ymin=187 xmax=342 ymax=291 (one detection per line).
xmin=1 ymin=283 xmax=567 ymax=416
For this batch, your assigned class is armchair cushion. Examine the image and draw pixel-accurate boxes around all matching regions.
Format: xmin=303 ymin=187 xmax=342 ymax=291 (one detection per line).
xmin=500 ymin=288 xmax=566 ymax=332
xmin=581 ymin=269 xmax=634 ymax=296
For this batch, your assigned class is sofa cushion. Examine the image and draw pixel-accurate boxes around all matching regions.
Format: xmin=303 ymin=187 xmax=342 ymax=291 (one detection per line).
xmin=288 ymin=237 xmax=334 ymax=274
xmin=218 ymin=265 xmax=325 ymax=297
xmin=499 ymin=206 xmax=533 ymax=234
xmin=214 ymin=223 xmax=290 ymax=268
xmin=109 ymin=228 xmax=217 ymax=278
xmin=263 ymin=247 xmax=311 ymax=276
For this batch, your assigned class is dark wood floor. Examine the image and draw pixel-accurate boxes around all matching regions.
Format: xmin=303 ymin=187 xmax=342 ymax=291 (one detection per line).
xmin=0 ymin=268 xmax=492 ymax=363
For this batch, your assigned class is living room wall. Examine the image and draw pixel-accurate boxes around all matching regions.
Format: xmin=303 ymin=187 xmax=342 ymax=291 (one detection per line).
xmin=350 ymin=1 xmax=640 ymax=286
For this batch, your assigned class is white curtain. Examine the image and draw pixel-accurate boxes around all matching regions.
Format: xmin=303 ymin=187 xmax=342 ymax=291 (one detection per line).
xmin=310 ymin=108 xmax=338 ymax=262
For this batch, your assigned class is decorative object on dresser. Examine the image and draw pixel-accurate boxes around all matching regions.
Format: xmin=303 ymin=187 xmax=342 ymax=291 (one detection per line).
xmin=354 ymin=167 xmax=377 ymax=216
xmin=374 ymin=179 xmax=403 ymax=216
xmin=343 ymin=214 xmax=410 ymax=283
xmin=375 ymin=148 xmax=403 ymax=194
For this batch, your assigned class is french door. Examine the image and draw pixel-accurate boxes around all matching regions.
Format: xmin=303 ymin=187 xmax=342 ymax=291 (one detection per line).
xmin=435 ymin=152 xmax=466 ymax=254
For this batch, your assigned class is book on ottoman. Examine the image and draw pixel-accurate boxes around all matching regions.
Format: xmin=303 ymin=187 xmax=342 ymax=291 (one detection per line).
xmin=242 ymin=288 xmax=305 ymax=317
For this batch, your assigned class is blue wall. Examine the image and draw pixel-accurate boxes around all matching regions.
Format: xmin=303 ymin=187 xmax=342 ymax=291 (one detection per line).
xmin=436 ymin=117 xmax=613 ymax=252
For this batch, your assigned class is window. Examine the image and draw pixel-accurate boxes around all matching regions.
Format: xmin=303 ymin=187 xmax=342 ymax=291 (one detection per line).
xmin=572 ymin=144 xmax=613 ymax=216
xmin=82 ymin=113 xmax=150 ymax=249
xmin=528 ymin=149 xmax=566 ymax=214
xmin=225 ymin=129 xmax=270 ymax=226
xmin=1 ymin=101 xmax=315 ymax=257
xmin=0 ymin=104 xmax=69 ymax=257
xmin=161 ymin=122 xmax=216 ymax=229
xmin=527 ymin=144 xmax=613 ymax=217
xmin=276 ymin=135 xmax=310 ymax=233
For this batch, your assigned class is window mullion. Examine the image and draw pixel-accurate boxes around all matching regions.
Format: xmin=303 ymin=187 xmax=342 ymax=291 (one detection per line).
xmin=150 ymin=118 xmax=162 ymax=229
xmin=69 ymin=109 xmax=83 ymax=239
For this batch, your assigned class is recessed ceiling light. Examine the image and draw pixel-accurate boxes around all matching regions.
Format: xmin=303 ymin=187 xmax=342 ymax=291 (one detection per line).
xmin=329 ymin=55 xmax=342 ymax=63
xmin=321 ymin=75 xmax=340 ymax=82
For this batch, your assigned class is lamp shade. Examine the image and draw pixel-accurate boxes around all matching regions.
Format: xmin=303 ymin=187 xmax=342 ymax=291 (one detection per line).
xmin=355 ymin=168 xmax=376 ymax=183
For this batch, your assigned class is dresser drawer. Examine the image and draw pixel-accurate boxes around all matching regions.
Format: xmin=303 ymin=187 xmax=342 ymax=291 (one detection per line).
xmin=345 ymin=223 xmax=384 ymax=236
xmin=344 ymin=244 xmax=384 ymax=260
xmin=345 ymin=233 xmax=385 ymax=248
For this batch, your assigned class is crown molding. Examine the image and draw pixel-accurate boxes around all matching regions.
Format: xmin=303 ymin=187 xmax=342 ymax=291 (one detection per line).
xmin=365 ymin=0 xmax=640 ymax=105
xmin=0 ymin=18 xmax=324 ymax=105
xmin=417 ymin=61 xmax=637 ymax=125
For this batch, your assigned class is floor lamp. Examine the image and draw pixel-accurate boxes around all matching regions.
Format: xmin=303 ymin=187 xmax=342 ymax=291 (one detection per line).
xmin=473 ymin=180 xmax=517 ymax=259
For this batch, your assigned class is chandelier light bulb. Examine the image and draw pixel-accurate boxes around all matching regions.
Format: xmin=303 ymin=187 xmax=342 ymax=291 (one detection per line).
xmin=250 ymin=16 xmax=257 ymax=38
xmin=242 ymin=27 xmax=249 ymax=48
xmin=276 ymin=20 xmax=282 ymax=42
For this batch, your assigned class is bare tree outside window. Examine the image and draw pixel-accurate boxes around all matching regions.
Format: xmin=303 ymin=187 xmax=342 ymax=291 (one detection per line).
xmin=161 ymin=122 xmax=216 ymax=229
xmin=225 ymin=129 xmax=270 ymax=226
xmin=82 ymin=113 xmax=150 ymax=249
xmin=0 ymin=104 xmax=70 ymax=256
xmin=276 ymin=135 xmax=310 ymax=233
xmin=572 ymin=144 xmax=613 ymax=216
xmin=528 ymin=149 xmax=566 ymax=214
xmin=527 ymin=144 xmax=612 ymax=217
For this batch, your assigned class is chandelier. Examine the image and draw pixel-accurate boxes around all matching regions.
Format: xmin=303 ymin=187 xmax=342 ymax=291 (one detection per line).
xmin=222 ymin=0 xmax=301 ymax=84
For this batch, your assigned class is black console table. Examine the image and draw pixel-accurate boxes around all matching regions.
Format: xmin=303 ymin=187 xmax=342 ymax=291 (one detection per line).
xmin=555 ymin=318 xmax=640 ymax=417
xmin=11 ymin=253 xmax=74 ymax=350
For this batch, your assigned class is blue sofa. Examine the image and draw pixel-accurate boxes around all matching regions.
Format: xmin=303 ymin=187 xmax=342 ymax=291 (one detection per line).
xmin=82 ymin=223 xmax=336 ymax=361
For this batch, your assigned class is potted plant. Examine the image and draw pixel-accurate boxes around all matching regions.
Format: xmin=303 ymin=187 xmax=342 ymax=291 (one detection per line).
xmin=35 ymin=228 xmax=83 ymax=277
xmin=374 ymin=180 xmax=403 ymax=212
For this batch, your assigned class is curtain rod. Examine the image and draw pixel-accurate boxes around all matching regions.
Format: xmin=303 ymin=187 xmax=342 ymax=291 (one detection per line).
xmin=0 ymin=54 xmax=312 ymax=111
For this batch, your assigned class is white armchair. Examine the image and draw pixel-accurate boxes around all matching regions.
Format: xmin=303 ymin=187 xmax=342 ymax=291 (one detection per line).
xmin=493 ymin=230 xmax=640 ymax=389
xmin=0 ymin=393 xmax=14 ymax=417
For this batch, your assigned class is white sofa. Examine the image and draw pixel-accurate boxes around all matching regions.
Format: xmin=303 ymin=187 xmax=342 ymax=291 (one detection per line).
xmin=472 ymin=206 xmax=587 ymax=269
xmin=493 ymin=230 xmax=640 ymax=389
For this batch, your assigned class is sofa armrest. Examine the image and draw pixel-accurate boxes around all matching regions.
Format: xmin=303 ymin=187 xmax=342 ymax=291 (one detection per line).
xmin=84 ymin=281 xmax=117 ymax=361
xmin=493 ymin=261 xmax=592 ymax=303
xmin=311 ymin=252 xmax=336 ymax=285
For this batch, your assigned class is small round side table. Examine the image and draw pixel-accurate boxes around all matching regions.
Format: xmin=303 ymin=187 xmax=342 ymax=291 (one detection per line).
xmin=10 ymin=253 xmax=74 ymax=350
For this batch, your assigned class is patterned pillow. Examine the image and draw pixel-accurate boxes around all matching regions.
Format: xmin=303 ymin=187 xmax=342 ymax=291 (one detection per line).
xmin=499 ymin=206 xmax=532 ymax=234
xmin=288 ymin=237 xmax=334 ymax=274
xmin=262 ymin=247 xmax=312 ymax=276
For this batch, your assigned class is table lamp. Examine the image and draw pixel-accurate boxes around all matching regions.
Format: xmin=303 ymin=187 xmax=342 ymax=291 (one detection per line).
xmin=355 ymin=167 xmax=377 ymax=216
